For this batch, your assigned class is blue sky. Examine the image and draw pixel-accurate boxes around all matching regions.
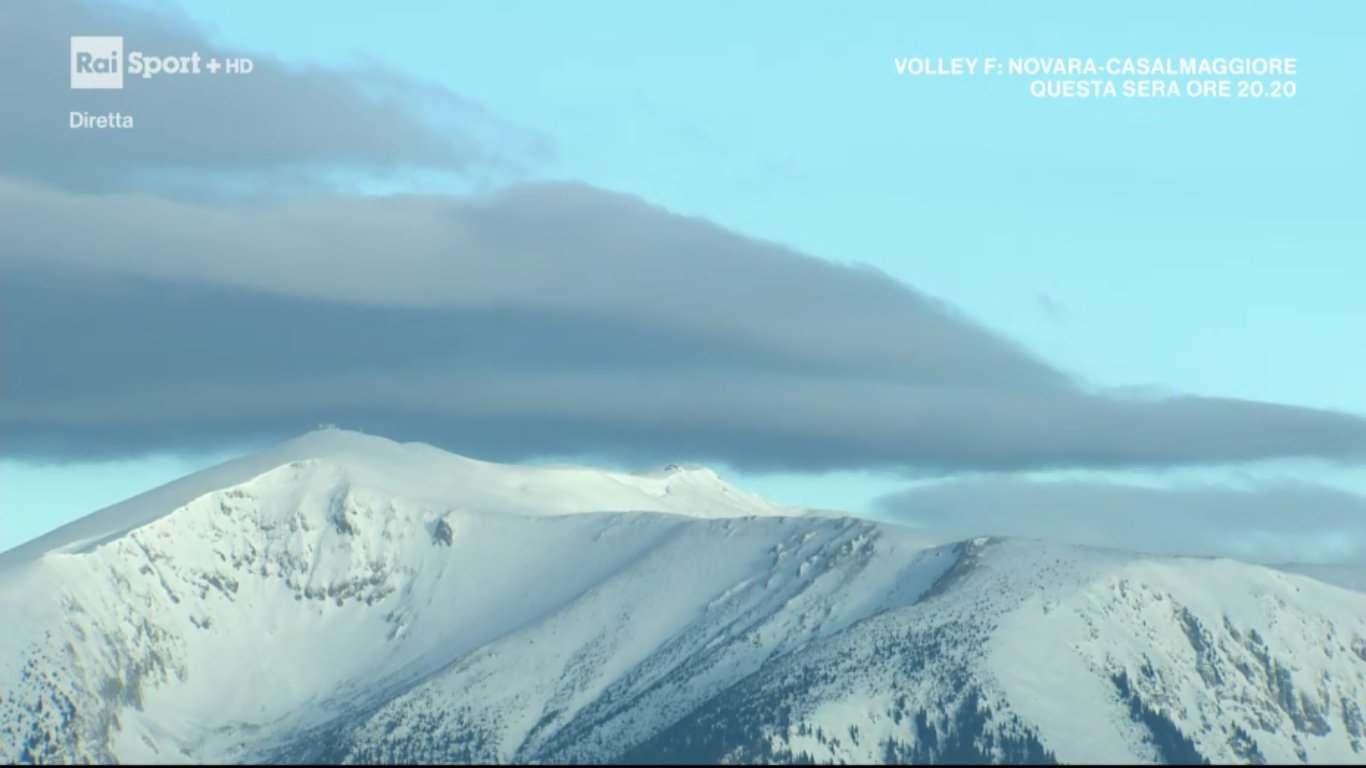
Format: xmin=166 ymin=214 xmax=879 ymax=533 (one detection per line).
xmin=3 ymin=0 xmax=1364 ymax=557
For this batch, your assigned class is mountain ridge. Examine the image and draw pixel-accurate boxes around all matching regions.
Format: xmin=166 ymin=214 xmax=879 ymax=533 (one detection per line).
xmin=1 ymin=428 xmax=804 ymax=567
xmin=2 ymin=430 xmax=1364 ymax=764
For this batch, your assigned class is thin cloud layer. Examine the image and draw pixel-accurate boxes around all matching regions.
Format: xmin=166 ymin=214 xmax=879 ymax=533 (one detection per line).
xmin=5 ymin=176 xmax=1366 ymax=470
xmin=876 ymin=477 xmax=1366 ymax=564
xmin=0 ymin=0 xmax=547 ymax=196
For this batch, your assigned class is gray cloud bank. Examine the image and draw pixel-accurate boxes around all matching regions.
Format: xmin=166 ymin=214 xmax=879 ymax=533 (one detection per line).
xmin=877 ymin=477 xmax=1366 ymax=565
xmin=4 ymin=1 xmax=1366 ymax=474
xmin=6 ymin=175 xmax=1366 ymax=471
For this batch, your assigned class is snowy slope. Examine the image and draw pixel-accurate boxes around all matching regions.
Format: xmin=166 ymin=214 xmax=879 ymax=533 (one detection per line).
xmin=1 ymin=430 xmax=1364 ymax=764
xmin=2 ymin=427 xmax=799 ymax=565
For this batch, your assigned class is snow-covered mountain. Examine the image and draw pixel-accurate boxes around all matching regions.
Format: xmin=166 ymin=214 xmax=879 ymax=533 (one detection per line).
xmin=2 ymin=429 xmax=1364 ymax=764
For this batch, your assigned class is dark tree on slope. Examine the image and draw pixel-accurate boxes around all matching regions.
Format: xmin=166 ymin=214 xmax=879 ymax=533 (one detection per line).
xmin=1112 ymin=671 xmax=1210 ymax=765
xmin=881 ymin=691 xmax=1055 ymax=766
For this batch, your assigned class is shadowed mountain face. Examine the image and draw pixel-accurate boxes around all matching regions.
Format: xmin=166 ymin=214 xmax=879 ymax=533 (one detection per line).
xmin=2 ymin=430 xmax=1364 ymax=764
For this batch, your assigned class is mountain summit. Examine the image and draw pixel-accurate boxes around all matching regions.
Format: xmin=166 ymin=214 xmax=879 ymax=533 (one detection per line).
xmin=2 ymin=431 xmax=1364 ymax=764
xmin=3 ymin=428 xmax=799 ymax=565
